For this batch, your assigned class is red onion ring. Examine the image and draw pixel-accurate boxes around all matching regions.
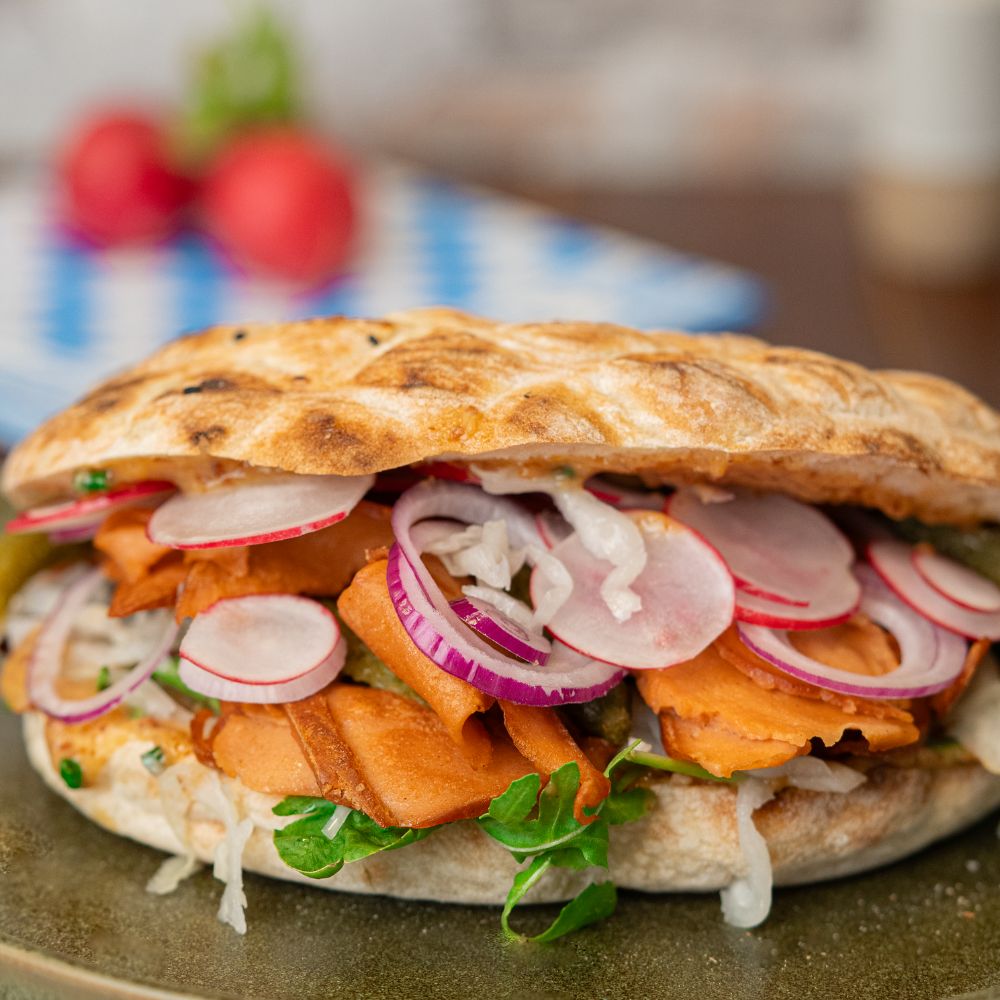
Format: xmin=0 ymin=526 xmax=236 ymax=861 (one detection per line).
xmin=28 ymin=567 xmax=179 ymax=723
xmin=387 ymin=543 xmax=623 ymax=705
xmin=737 ymin=565 xmax=968 ymax=699
xmin=449 ymin=596 xmax=550 ymax=665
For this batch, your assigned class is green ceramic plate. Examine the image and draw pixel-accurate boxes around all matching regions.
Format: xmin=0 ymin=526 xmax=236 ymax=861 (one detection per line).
xmin=1 ymin=710 xmax=999 ymax=999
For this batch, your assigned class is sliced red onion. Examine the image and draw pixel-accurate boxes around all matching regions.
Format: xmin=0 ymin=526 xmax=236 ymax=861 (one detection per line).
xmin=387 ymin=543 xmax=623 ymax=705
xmin=535 ymin=511 xmax=735 ymax=671
xmin=7 ymin=480 xmax=175 ymax=537
xmin=669 ymin=488 xmax=857 ymax=619
xmin=912 ymin=546 xmax=1000 ymax=613
xmin=147 ymin=473 xmax=375 ymax=550
xmin=584 ymin=477 xmax=667 ymax=511
xmin=49 ymin=524 xmax=100 ymax=545
xmin=737 ymin=565 xmax=968 ymax=698
xmin=449 ymin=595 xmax=550 ymax=665
xmin=180 ymin=594 xmax=341 ymax=685
xmin=28 ymin=567 xmax=179 ymax=723
xmin=535 ymin=510 xmax=572 ymax=550
xmin=868 ymin=539 xmax=1000 ymax=639
xmin=178 ymin=642 xmax=345 ymax=704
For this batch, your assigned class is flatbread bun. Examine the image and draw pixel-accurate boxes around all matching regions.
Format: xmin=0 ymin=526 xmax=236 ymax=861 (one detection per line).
xmin=5 ymin=308 xmax=1000 ymax=525
xmin=22 ymin=711 xmax=1000 ymax=903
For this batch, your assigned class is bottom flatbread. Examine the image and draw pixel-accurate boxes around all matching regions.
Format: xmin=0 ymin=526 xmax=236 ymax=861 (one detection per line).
xmin=22 ymin=711 xmax=1000 ymax=904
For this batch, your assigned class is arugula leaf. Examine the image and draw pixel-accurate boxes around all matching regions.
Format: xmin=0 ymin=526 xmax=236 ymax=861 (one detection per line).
xmin=626 ymin=748 xmax=741 ymax=784
xmin=500 ymin=856 xmax=617 ymax=944
xmin=272 ymin=797 xmax=433 ymax=880
xmin=479 ymin=765 xmax=608 ymax=866
xmin=476 ymin=749 xmax=654 ymax=944
xmin=153 ymin=656 xmax=220 ymax=714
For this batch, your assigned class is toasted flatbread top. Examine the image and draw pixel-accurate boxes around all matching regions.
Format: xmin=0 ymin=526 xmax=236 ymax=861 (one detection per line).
xmin=5 ymin=307 xmax=1000 ymax=523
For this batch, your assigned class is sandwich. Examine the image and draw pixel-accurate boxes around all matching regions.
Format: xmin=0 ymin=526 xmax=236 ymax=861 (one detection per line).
xmin=3 ymin=306 xmax=1000 ymax=941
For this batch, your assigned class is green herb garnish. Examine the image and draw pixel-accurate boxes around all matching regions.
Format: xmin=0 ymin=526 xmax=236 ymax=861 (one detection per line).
xmin=96 ymin=666 xmax=111 ymax=692
xmin=553 ymin=465 xmax=576 ymax=480
xmin=141 ymin=746 xmax=166 ymax=775
xmin=272 ymin=798 xmax=433 ymax=879
xmin=626 ymin=747 xmax=742 ymax=784
xmin=153 ymin=656 xmax=221 ymax=714
xmin=73 ymin=469 xmax=109 ymax=494
xmin=475 ymin=743 xmax=653 ymax=943
xmin=59 ymin=758 xmax=83 ymax=789
xmin=271 ymin=746 xmax=654 ymax=944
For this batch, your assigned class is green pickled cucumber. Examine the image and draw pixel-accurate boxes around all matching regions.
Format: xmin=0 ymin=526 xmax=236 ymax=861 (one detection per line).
xmin=563 ymin=681 xmax=633 ymax=746
xmin=0 ymin=504 xmax=54 ymax=618
xmin=893 ymin=518 xmax=1000 ymax=587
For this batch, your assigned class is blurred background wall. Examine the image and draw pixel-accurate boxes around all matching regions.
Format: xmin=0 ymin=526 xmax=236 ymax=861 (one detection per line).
xmin=0 ymin=0 xmax=866 ymax=186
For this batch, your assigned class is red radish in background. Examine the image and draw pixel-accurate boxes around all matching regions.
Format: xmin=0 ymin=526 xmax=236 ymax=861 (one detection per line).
xmin=58 ymin=111 xmax=193 ymax=245
xmin=200 ymin=128 xmax=356 ymax=283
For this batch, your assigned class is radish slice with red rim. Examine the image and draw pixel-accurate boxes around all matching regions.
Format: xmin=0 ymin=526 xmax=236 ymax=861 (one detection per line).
xmin=28 ymin=566 xmax=179 ymax=723
xmin=534 ymin=510 xmax=735 ymax=670
xmin=738 ymin=565 xmax=968 ymax=698
xmin=387 ymin=543 xmax=622 ymax=705
xmin=669 ymin=488 xmax=855 ymax=606
xmin=584 ymin=477 xmax=666 ymax=511
xmin=147 ymin=473 xmax=375 ymax=549
xmin=734 ymin=578 xmax=808 ymax=608
xmin=912 ymin=545 xmax=1000 ymax=613
xmin=868 ymin=538 xmax=1000 ymax=639
xmin=180 ymin=594 xmax=342 ymax=685
xmin=449 ymin=596 xmax=551 ymax=665
xmin=178 ymin=642 xmax=345 ymax=704
xmin=7 ymin=480 xmax=175 ymax=536
xmin=734 ymin=576 xmax=860 ymax=630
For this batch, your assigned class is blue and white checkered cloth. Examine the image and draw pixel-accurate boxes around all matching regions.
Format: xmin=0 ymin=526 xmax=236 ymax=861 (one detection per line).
xmin=0 ymin=161 xmax=764 ymax=443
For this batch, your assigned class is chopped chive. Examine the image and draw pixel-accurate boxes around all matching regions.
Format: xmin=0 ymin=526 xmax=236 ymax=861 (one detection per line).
xmin=127 ymin=705 xmax=146 ymax=720
xmin=59 ymin=758 xmax=83 ymax=789
xmin=553 ymin=465 xmax=576 ymax=479
xmin=73 ymin=468 xmax=109 ymax=494
xmin=96 ymin=666 xmax=111 ymax=692
xmin=141 ymin=746 xmax=166 ymax=775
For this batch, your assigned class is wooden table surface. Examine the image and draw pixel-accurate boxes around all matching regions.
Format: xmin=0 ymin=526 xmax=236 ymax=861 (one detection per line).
xmin=494 ymin=181 xmax=1000 ymax=407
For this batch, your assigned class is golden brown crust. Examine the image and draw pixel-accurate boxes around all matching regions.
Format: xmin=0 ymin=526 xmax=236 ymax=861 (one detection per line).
xmin=5 ymin=307 xmax=1000 ymax=523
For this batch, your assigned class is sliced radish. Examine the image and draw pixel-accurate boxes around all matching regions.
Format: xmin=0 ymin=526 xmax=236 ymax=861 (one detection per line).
xmin=180 ymin=594 xmax=341 ymax=684
xmin=868 ymin=539 xmax=1000 ymax=639
xmin=734 ymin=576 xmax=860 ymax=631
xmin=734 ymin=578 xmax=808 ymax=608
xmin=535 ymin=510 xmax=572 ymax=550
xmin=584 ymin=477 xmax=666 ymax=511
xmin=147 ymin=473 xmax=374 ymax=549
xmin=912 ymin=545 xmax=1000 ymax=613
xmin=534 ymin=510 xmax=735 ymax=670
xmin=669 ymin=488 xmax=854 ymax=605
xmin=7 ymin=480 xmax=175 ymax=536
xmin=178 ymin=644 xmax=345 ymax=704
